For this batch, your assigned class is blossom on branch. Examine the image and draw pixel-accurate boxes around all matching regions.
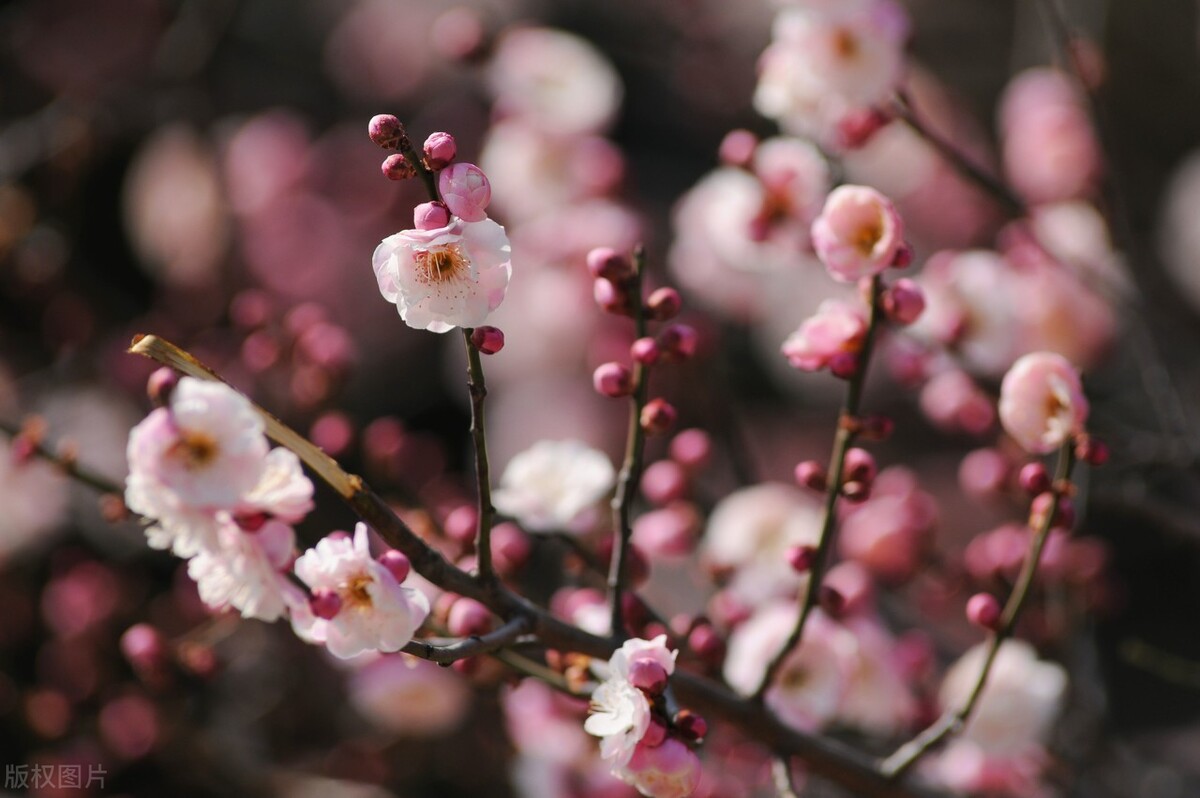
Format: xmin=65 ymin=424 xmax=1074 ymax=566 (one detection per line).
xmin=372 ymin=217 xmax=512 ymax=333
xmin=998 ymin=352 xmax=1089 ymax=454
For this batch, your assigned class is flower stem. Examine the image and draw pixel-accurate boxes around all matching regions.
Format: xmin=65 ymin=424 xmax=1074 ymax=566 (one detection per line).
xmin=608 ymin=245 xmax=650 ymax=640
xmin=463 ymin=329 xmax=496 ymax=582
xmin=754 ymin=275 xmax=883 ymax=702
xmin=881 ymin=439 xmax=1077 ymax=779
xmin=0 ymin=417 xmax=122 ymax=496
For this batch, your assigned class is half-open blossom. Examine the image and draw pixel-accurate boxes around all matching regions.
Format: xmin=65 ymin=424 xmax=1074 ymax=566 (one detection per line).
xmin=998 ymin=352 xmax=1088 ymax=454
xmin=126 ymin=378 xmax=270 ymax=556
xmin=609 ymin=635 xmax=678 ymax=683
xmin=187 ymin=519 xmax=298 ymax=621
xmin=438 ymin=163 xmax=492 ymax=222
xmin=811 ymin=185 xmax=904 ymax=282
xmin=291 ymin=523 xmax=430 ymax=659
xmin=372 ymin=217 xmax=512 ymax=333
xmin=493 ymin=440 xmax=615 ymax=533
xmin=618 ymin=737 xmax=702 ymax=798
xmin=781 ymin=299 xmax=867 ymax=371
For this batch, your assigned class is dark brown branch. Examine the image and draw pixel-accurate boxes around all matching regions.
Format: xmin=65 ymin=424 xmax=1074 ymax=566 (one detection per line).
xmin=462 ymin=329 xmax=497 ymax=582
xmin=403 ymin=616 xmax=532 ymax=665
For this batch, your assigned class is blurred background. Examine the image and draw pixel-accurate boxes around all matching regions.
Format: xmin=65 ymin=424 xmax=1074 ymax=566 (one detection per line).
xmin=0 ymin=0 xmax=1199 ymax=796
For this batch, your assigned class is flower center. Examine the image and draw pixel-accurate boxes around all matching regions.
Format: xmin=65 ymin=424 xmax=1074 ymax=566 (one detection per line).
xmin=833 ymin=27 xmax=860 ymax=61
xmin=169 ymin=430 xmax=219 ymax=470
xmin=414 ymin=244 xmax=469 ymax=285
xmin=853 ymin=219 xmax=883 ymax=256
xmin=779 ymin=664 xmax=809 ymax=690
xmin=343 ymin=573 xmax=374 ymax=609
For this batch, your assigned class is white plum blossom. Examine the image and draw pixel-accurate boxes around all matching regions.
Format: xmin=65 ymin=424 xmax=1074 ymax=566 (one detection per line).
xmin=724 ymin=601 xmax=855 ymax=732
xmin=125 ymin=377 xmax=270 ymax=556
xmin=609 ymin=635 xmax=678 ymax=682
xmin=493 ymin=439 xmax=615 ymax=533
xmin=187 ymin=519 xmax=298 ymax=621
xmin=372 ymin=217 xmax=512 ymax=333
xmin=238 ymin=447 xmax=315 ymax=523
xmin=349 ymin=656 xmax=472 ymax=736
xmin=585 ymin=677 xmax=652 ymax=767
xmin=703 ymin=483 xmax=822 ymax=604
xmin=932 ymin=640 xmax=1067 ymax=795
xmin=755 ymin=2 xmax=909 ymax=147
xmin=291 ymin=523 xmax=430 ymax=659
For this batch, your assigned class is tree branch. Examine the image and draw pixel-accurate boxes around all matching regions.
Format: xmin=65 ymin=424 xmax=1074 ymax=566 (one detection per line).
xmin=403 ymin=616 xmax=533 ymax=665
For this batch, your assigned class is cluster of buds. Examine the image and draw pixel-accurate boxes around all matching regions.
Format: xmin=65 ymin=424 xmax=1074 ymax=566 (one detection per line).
xmin=588 ymin=247 xmax=697 ymax=437
xmin=794 ymin=446 xmax=878 ymax=503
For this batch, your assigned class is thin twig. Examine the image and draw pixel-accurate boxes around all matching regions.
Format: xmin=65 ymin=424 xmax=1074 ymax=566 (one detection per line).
xmin=463 ymin=329 xmax=497 ymax=582
xmin=755 ymin=275 xmax=884 ymax=701
xmin=608 ymin=245 xmax=650 ymax=639
xmin=0 ymin=417 xmax=123 ymax=496
xmin=882 ymin=440 xmax=1077 ymax=778
xmin=403 ymin=616 xmax=532 ymax=665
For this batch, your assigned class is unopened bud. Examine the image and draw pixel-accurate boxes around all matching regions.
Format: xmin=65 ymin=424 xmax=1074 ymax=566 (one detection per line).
xmin=1018 ymin=462 xmax=1051 ymax=495
xmin=381 ymin=153 xmax=415 ymax=181
xmin=593 ymin=362 xmax=634 ymax=398
xmin=586 ymin=247 xmax=633 ymax=282
xmin=1076 ymin=437 xmax=1109 ymax=467
xmin=829 ymin=352 xmax=859 ymax=379
xmin=658 ymin=324 xmax=698 ymax=361
xmin=630 ymin=337 xmax=660 ymax=365
xmin=413 ymin=201 xmax=451 ymax=230
xmin=891 ymin=242 xmax=914 ymax=269
xmin=310 ymin=589 xmax=342 ymax=620
xmin=423 ymin=131 xmax=457 ymax=170
xmin=673 ymin=709 xmax=708 ymax=741
xmin=647 ymin=287 xmax=682 ymax=321
xmin=718 ymin=129 xmax=758 ymax=168
xmin=794 ymin=460 xmax=826 ymax=492
xmin=378 ymin=550 xmax=411 ymax=583
xmin=368 ymin=114 xmax=403 ymax=149
xmin=787 ymin=544 xmax=817 ymax=573
xmin=882 ymin=279 xmax=926 ymax=326
xmin=628 ymin=659 xmax=669 ymax=695
xmin=640 ymin=398 xmax=677 ymax=436
xmin=470 ymin=326 xmax=505 ymax=355
xmin=447 ymin=598 xmax=493 ymax=637
xmin=147 ymin=367 xmax=179 ymax=407
xmin=966 ymin=592 xmax=1002 ymax=630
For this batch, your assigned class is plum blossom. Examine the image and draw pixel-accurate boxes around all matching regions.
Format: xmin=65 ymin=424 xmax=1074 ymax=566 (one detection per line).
xmin=998 ymin=352 xmax=1089 ymax=454
xmin=703 ymin=483 xmax=821 ymax=604
xmin=724 ymin=601 xmax=854 ymax=731
xmin=187 ymin=519 xmax=298 ymax=621
xmin=585 ymin=676 xmax=652 ymax=767
xmin=349 ymin=656 xmax=472 ymax=736
xmin=493 ymin=439 xmax=615 ymax=533
xmin=125 ymin=378 xmax=270 ymax=556
xmin=372 ymin=217 xmax=512 ymax=333
xmin=932 ymin=640 xmax=1067 ymax=796
xmin=619 ymin=737 xmax=702 ymax=798
xmin=781 ymin=299 xmax=867 ymax=372
xmin=811 ymin=185 xmax=905 ymax=282
xmin=291 ymin=523 xmax=430 ymax=659
xmin=755 ymin=2 xmax=909 ymax=147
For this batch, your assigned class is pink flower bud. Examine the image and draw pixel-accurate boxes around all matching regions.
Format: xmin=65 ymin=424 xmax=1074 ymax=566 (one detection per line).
xmin=629 ymin=659 xmax=669 ymax=695
xmin=843 ymin=448 xmax=877 ymax=485
xmin=631 ymin=337 xmax=660 ymax=365
xmin=443 ymin=505 xmax=478 ymax=545
xmin=787 ymin=544 xmax=817 ymax=573
xmin=891 ymin=242 xmax=914 ymax=269
xmin=658 ymin=324 xmax=698 ymax=361
xmin=381 ymin=153 xmax=415 ymax=181
xmin=1018 ymin=462 xmax=1051 ymax=495
xmin=673 ymin=709 xmax=707 ymax=741
xmin=470 ymin=326 xmax=505 ymax=354
xmin=641 ymin=398 xmax=677 ymax=436
xmin=687 ymin=623 xmax=725 ymax=666
xmin=647 ymin=287 xmax=682 ymax=321
xmin=310 ymin=589 xmax=343 ymax=620
xmin=794 ymin=460 xmax=827 ymax=492
xmin=1076 ymin=436 xmax=1109 ymax=466
xmin=966 ymin=592 xmax=1002 ymax=630
xmin=491 ymin=522 xmax=531 ymax=575
xmin=378 ymin=550 xmax=411 ymax=583
xmin=120 ymin=624 xmax=166 ymax=674
xmin=632 ymin=503 xmax=700 ymax=557
xmin=811 ymin=185 xmax=905 ymax=282
xmin=638 ymin=717 xmax=666 ymax=749
xmin=423 ymin=131 xmax=457 ymax=169
xmin=147 ymin=367 xmax=179 ymax=407
xmin=882 ymin=279 xmax=925 ymax=325
xmin=586 ymin=247 xmax=634 ymax=282
xmin=447 ymin=598 xmax=493 ymax=637
xmin=438 ymin=163 xmax=491 ymax=221
xmin=669 ymin=429 xmax=712 ymax=471
xmin=819 ymin=584 xmax=846 ymax=617
xmin=593 ymin=277 xmax=633 ymax=316
xmin=719 ymin=128 xmax=758 ymax=168
xmin=1030 ymin=492 xmax=1075 ymax=530
xmin=593 ymin=362 xmax=634 ymax=398
xmin=368 ymin=114 xmax=403 ymax=149
xmin=413 ymin=201 xmax=452 ymax=231
xmin=829 ymin=352 xmax=859 ymax=379
xmin=859 ymin=414 xmax=895 ymax=441
xmin=959 ymin=448 xmax=1011 ymax=500
xmin=836 ymin=107 xmax=891 ymax=150
xmin=641 ymin=460 xmax=688 ymax=505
